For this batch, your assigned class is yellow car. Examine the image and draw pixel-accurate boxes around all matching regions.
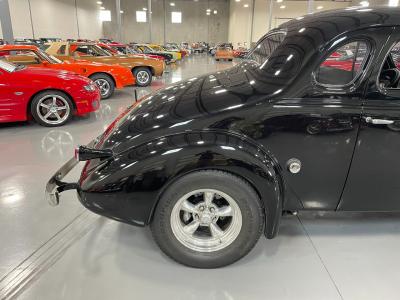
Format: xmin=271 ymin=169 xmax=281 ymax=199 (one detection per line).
xmin=148 ymin=44 xmax=182 ymax=61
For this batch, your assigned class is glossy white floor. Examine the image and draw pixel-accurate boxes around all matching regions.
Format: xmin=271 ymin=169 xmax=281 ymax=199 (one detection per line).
xmin=1 ymin=54 xmax=400 ymax=300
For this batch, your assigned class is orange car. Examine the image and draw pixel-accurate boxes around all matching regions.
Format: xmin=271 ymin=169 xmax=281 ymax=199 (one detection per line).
xmin=215 ymin=46 xmax=234 ymax=61
xmin=45 ymin=42 xmax=165 ymax=87
xmin=0 ymin=45 xmax=134 ymax=99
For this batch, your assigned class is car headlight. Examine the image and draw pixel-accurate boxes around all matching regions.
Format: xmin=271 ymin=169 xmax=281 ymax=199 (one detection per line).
xmin=84 ymin=83 xmax=97 ymax=92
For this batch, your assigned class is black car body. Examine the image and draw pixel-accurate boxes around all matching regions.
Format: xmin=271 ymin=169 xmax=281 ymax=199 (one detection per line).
xmin=46 ymin=7 xmax=400 ymax=268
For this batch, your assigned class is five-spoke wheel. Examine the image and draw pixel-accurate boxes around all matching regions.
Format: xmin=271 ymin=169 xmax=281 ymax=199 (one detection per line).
xmin=171 ymin=189 xmax=242 ymax=252
xmin=151 ymin=170 xmax=264 ymax=268
xmin=134 ymin=67 xmax=152 ymax=87
xmin=31 ymin=91 xmax=73 ymax=127
xmin=90 ymin=73 xmax=115 ymax=99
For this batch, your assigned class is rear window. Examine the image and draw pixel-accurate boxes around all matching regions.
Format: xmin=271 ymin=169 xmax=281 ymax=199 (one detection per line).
xmin=317 ymin=41 xmax=369 ymax=86
xmin=248 ymin=32 xmax=286 ymax=65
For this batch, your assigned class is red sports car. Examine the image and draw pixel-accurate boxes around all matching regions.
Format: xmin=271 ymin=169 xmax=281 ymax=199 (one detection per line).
xmin=0 ymin=59 xmax=100 ymax=127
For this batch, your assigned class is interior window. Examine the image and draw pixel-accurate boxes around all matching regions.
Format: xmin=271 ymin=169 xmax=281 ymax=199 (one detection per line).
xmin=317 ymin=41 xmax=369 ymax=86
xmin=57 ymin=45 xmax=66 ymax=55
xmin=379 ymin=41 xmax=400 ymax=89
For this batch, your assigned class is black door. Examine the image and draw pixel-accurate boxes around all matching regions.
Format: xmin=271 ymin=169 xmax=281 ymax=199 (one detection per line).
xmin=339 ymin=28 xmax=400 ymax=211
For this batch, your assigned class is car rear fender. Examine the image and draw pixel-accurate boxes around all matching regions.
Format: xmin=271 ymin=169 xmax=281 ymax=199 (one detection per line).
xmin=80 ymin=131 xmax=284 ymax=238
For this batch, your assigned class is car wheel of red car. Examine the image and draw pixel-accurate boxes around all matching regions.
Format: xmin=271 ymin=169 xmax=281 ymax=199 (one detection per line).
xmin=31 ymin=91 xmax=73 ymax=127
xmin=90 ymin=73 xmax=115 ymax=99
xmin=134 ymin=67 xmax=152 ymax=87
xmin=151 ymin=170 xmax=264 ymax=268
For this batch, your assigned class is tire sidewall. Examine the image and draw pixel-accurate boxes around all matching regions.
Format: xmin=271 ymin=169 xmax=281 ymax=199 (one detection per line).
xmin=30 ymin=90 xmax=73 ymax=127
xmin=134 ymin=67 xmax=152 ymax=87
xmin=152 ymin=171 xmax=264 ymax=268
xmin=90 ymin=74 xmax=115 ymax=99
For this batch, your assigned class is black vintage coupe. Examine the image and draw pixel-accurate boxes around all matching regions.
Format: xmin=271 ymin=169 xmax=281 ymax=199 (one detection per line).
xmin=46 ymin=7 xmax=400 ymax=268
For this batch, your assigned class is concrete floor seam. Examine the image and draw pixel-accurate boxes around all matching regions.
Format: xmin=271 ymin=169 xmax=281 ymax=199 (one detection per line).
xmin=0 ymin=211 xmax=100 ymax=300
xmin=297 ymin=215 xmax=344 ymax=300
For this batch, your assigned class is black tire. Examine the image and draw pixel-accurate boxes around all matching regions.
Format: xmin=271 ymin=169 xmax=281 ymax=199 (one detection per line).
xmin=151 ymin=170 xmax=264 ymax=268
xmin=216 ymin=58 xmax=220 ymax=61
xmin=229 ymin=59 xmax=233 ymax=61
xmin=30 ymin=90 xmax=73 ymax=127
xmin=90 ymin=73 xmax=115 ymax=99
xmin=134 ymin=67 xmax=152 ymax=87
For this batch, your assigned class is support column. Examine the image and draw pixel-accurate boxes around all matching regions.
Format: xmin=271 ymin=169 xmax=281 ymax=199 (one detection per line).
xmin=148 ymin=0 xmax=153 ymax=43
xmin=308 ymin=0 xmax=314 ymax=14
xmin=163 ymin=0 xmax=166 ymax=44
xmin=249 ymin=0 xmax=255 ymax=46
xmin=116 ymin=0 xmax=122 ymax=41
xmin=267 ymin=0 xmax=273 ymax=31
xmin=0 ymin=0 xmax=14 ymax=43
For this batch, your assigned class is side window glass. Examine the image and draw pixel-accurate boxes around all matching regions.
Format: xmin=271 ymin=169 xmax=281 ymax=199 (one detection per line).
xmin=379 ymin=41 xmax=400 ymax=89
xmin=317 ymin=41 xmax=369 ymax=86
xmin=4 ymin=50 xmax=41 ymax=65
xmin=57 ymin=45 xmax=66 ymax=55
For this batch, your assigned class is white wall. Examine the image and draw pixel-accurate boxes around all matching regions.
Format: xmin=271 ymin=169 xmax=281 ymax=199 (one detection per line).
xmin=9 ymin=0 xmax=33 ymax=38
xmin=230 ymin=0 xmax=351 ymax=47
xmin=6 ymin=0 xmax=102 ymax=40
xmin=76 ymin=0 xmax=102 ymax=40
xmin=228 ymin=0 xmax=253 ymax=47
xmin=2 ymin=0 xmax=395 ymax=43
xmin=102 ymin=0 xmax=230 ymax=44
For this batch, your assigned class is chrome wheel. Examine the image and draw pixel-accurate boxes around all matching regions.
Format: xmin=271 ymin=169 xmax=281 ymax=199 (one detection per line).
xmin=170 ymin=189 xmax=242 ymax=252
xmin=36 ymin=95 xmax=70 ymax=125
xmin=94 ymin=79 xmax=111 ymax=97
xmin=136 ymin=70 xmax=150 ymax=85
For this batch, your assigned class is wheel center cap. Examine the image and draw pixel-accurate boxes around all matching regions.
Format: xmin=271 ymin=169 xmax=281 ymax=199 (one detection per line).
xmin=50 ymin=107 xmax=57 ymax=113
xmin=199 ymin=213 xmax=212 ymax=225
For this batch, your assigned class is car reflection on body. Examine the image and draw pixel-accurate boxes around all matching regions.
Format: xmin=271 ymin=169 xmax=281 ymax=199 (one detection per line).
xmin=46 ymin=7 xmax=400 ymax=268
xmin=0 ymin=60 xmax=100 ymax=127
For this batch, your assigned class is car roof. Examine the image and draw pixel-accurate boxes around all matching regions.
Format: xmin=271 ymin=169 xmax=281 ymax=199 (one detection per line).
xmin=280 ymin=7 xmax=400 ymax=33
xmin=0 ymin=44 xmax=39 ymax=51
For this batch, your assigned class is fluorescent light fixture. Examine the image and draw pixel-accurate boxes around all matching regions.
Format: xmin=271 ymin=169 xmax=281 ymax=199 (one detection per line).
xmin=99 ymin=10 xmax=111 ymax=21
xmin=389 ymin=0 xmax=399 ymax=6
xmin=171 ymin=11 xmax=182 ymax=23
xmin=280 ymin=5 xmax=286 ymax=8
xmin=143 ymin=7 xmax=148 ymax=10
xmin=206 ymin=12 xmax=211 ymax=15
xmin=359 ymin=1 xmax=369 ymax=6
xmin=276 ymin=0 xmax=283 ymax=2
xmin=100 ymin=6 xmax=105 ymax=9
xmin=214 ymin=10 xmax=217 ymax=14
xmin=96 ymin=1 xmax=102 ymax=4
xmin=243 ymin=4 xmax=249 ymax=7
xmin=206 ymin=8 xmax=211 ymax=12
xmin=317 ymin=5 xmax=323 ymax=9
xmin=120 ymin=10 xmax=124 ymax=13
xmin=136 ymin=10 xmax=147 ymax=22
xmin=235 ymin=0 xmax=241 ymax=2
xmin=170 ymin=2 xmax=175 ymax=6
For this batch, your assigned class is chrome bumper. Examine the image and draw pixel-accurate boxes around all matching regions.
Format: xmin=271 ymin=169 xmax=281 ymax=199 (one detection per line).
xmin=45 ymin=140 xmax=94 ymax=206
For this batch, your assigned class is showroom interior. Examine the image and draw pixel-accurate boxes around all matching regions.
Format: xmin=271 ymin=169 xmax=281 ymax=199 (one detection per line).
xmin=1 ymin=0 xmax=400 ymax=299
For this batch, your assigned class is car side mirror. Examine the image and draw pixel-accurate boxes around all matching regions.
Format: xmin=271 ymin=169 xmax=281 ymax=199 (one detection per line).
xmin=42 ymin=60 xmax=49 ymax=66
